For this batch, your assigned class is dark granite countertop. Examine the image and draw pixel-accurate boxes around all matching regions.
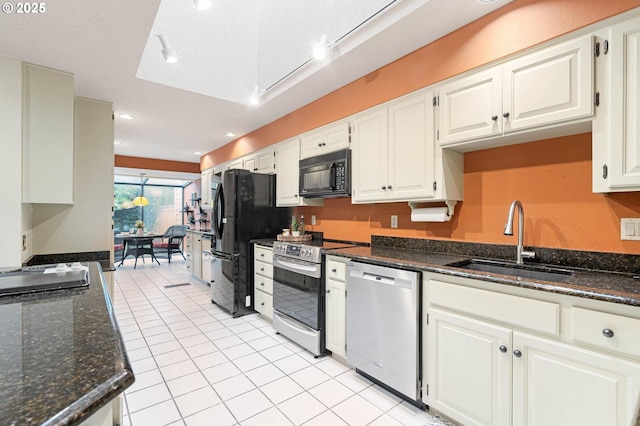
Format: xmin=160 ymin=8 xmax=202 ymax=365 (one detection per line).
xmin=0 ymin=262 xmax=134 ymax=425
xmin=329 ymin=239 xmax=640 ymax=307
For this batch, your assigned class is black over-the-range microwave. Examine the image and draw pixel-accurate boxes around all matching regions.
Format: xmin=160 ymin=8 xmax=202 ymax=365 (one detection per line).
xmin=299 ymin=149 xmax=351 ymax=198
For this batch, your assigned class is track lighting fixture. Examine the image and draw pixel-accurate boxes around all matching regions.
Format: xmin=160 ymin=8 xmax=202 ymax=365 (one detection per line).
xmin=158 ymin=34 xmax=178 ymax=63
xmin=249 ymin=85 xmax=265 ymax=106
xmin=193 ymin=0 xmax=212 ymax=10
xmin=313 ymin=34 xmax=329 ymax=60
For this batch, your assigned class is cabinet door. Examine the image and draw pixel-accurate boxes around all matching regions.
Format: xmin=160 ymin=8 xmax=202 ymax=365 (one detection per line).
xmin=255 ymin=149 xmax=275 ymax=174
xmin=201 ymin=169 xmax=212 ymax=207
xmin=323 ymin=121 xmax=350 ymax=153
xmin=438 ymin=67 xmax=502 ymax=146
xmin=275 ymin=138 xmax=301 ymax=206
xmin=228 ymin=158 xmax=243 ymax=170
xmin=428 ymin=308 xmax=512 ymax=426
xmin=254 ymin=289 xmax=273 ymax=319
xmin=503 ymin=34 xmax=594 ymax=134
xmin=388 ymin=91 xmax=435 ymax=201
xmin=605 ymin=18 xmax=640 ymax=189
xmin=22 ymin=64 xmax=75 ymax=204
xmin=300 ymin=129 xmax=325 ymax=159
xmin=325 ymin=278 xmax=346 ymax=357
xmin=512 ymin=332 xmax=640 ymax=426
xmin=351 ymin=107 xmax=390 ymax=203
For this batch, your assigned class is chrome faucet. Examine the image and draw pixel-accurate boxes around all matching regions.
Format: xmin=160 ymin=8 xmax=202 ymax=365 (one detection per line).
xmin=504 ymin=200 xmax=536 ymax=264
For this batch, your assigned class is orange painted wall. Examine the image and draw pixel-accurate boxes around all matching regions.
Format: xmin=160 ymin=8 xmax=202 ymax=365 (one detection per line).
xmin=201 ymin=0 xmax=640 ymax=255
xmin=115 ymin=155 xmax=200 ymax=174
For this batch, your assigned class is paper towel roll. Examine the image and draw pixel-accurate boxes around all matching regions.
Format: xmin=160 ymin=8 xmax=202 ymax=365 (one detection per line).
xmin=410 ymin=207 xmax=450 ymax=222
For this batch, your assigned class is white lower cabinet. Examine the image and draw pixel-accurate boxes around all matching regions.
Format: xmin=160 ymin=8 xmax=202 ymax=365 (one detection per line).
xmin=424 ymin=273 xmax=640 ymax=426
xmin=254 ymin=244 xmax=274 ymax=319
xmin=512 ymin=332 xmax=640 ymax=426
xmin=324 ymin=255 xmax=348 ymax=358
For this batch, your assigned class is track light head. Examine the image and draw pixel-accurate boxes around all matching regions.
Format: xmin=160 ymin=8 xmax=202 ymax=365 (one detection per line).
xmin=313 ymin=34 xmax=329 ymax=60
xmin=193 ymin=0 xmax=212 ymax=10
xmin=158 ymin=34 xmax=178 ymax=63
xmin=249 ymin=85 xmax=265 ymax=106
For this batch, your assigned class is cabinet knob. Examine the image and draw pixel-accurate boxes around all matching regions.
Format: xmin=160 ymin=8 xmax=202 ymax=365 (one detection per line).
xmin=322 ymin=142 xmax=326 ymax=146
xmin=331 ymin=268 xmax=337 ymax=273
xmin=513 ymin=349 xmax=522 ymax=358
xmin=491 ymin=115 xmax=498 ymax=121
xmin=326 ymin=289 xmax=331 ymax=293
xmin=253 ymin=168 xmax=258 ymax=171
xmin=260 ymin=253 xmax=264 ymax=257
xmin=261 ymin=302 xmax=265 ymax=306
xmin=318 ymin=143 xmax=322 ymax=147
xmin=602 ymin=328 xmax=614 ymax=338
xmin=387 ymin=185 xmax=392 ymax=190
xmin=381 ymin=186 xmax=387 ymax=190
xmin=260 ymin=267 xmax=264 ymax=272
xmin=499 ymin=345 xmax=507 ymax=353
xmin=503 ymin=112 xmax=510 ymax=119
xmin=260 ymin=282 xmax=264 ymax=286
xmin=294 ymin=194 xmax=298 ymax=197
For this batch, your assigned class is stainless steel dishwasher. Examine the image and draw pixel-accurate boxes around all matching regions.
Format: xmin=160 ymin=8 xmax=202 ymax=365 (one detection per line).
xmin=346 ymin=261 xmax=422 ymax=406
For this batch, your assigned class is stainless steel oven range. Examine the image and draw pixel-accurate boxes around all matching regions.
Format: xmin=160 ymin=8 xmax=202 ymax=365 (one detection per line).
xmin=271 ymin=240 xmax=358 ymax=357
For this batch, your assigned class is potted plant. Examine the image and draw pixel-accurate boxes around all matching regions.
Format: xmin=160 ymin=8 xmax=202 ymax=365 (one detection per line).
xmin=290 ymin=216 xmax=300 ymax=237
xmin=135 ymin=220 xmax=145 ymax=235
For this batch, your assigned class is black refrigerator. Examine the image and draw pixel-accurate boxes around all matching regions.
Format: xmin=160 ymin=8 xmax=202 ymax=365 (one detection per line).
xmin=210 ymin=169 xmax=291 ymax=317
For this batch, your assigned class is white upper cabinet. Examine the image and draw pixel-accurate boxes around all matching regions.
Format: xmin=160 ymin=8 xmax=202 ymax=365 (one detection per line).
xmin=593 ymin=13 xmax=640 ymax=192
xmin=300 ymin=120 xmax=350 ymax=159
xmin=22 ymin=63 xmax=75 ymax=204
xmin=201 ymin=168 xmax=213 ymax=208
xmin=275 ymin=137 xmax=322 ymax=207
xmin=438 ymin=34 xmax=594 ymax=150
xmin=352 ymin=90 xmax=463 ymax=204
xmin=438 ymin=67 xmax=503 ymax=145
xmin=243 ymin=147 xmax=275 ymax=174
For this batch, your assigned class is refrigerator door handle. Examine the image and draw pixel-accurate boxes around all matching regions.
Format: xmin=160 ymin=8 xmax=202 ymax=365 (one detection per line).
xmin=212 ymin=183 xmax=225 ymax=239
xmin=211 ymin=250 xmax=236 ymax=261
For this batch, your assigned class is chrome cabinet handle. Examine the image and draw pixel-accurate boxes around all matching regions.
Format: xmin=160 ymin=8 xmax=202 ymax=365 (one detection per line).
xmin=499 ymin=345 xmax=507 ymax=353
xmin=513 ymin=349 xmax=522 ymax=358
xmin=602 ymin=329 xmax=614 ymax=338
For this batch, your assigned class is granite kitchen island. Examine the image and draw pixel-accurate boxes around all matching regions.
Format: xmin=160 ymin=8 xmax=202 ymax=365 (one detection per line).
xmin=0 ymin=262 xmax=134 ymax=426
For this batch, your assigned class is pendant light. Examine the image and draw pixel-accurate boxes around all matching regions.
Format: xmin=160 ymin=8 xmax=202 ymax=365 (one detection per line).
xmin=133 ymin=173 xmax=149 ymax=206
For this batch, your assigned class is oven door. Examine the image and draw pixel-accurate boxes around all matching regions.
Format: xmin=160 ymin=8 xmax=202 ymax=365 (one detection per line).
xmin=272 ymin=256 xmax=322 ymax=330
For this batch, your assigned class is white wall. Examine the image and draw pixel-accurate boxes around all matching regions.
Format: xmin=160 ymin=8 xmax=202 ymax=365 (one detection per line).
xmin=32 ymin=97 xmax=114 ymax=254
xmin=0 ymin=55 xmax=26 ymax=267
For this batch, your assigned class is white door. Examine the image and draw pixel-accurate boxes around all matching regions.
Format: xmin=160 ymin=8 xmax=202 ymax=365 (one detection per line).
xmin=324 ymin=278 xmax=346 ymax=357
xmin=388 ymin=91 xmax=435 ymax=201
xmin=428 ymin=308 xmax=512 ymax=426
xmin=351 ymin=106 xmax=389 ymax=203
xmin=437 ymin=66 xmax=502 ymax=146
xmin=512 ymin=332 xmax=640 ymax=426
xmin=275 ymin=138 xmax=303 ymax=206
xmin=503 ymin=34 xmax=594 ymax=133
xmin=607 ymin=17 xmax=640 ymax=188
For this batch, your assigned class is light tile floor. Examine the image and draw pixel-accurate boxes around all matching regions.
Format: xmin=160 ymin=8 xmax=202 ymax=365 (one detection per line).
xmin=114 ymin=258 xmax=453 ymax=426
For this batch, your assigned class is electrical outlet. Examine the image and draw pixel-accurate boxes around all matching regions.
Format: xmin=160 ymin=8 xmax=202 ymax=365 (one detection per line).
xmin=391 ymin=215 xmax=398 ymax=229
xmin=311 ymin=215 xmax=317 ymax=225
xmin=621 ymin=218 xmax=640 ymax=240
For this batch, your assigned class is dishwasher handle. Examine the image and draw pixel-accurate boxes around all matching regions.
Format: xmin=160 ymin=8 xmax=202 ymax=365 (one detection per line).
xmin=349 ymin=264 xmax=417 ymax=290
xmin=362 ymin=272 xmax=395 ymax=285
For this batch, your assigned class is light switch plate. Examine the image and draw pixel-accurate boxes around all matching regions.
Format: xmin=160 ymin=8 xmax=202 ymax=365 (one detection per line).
xmin=311 ymin=215 xmax=317 ymax=225
xmin=391 ymin=215 xmax=398 ymax=229
xmin=621 ymin=218 xmax=640 ymax=240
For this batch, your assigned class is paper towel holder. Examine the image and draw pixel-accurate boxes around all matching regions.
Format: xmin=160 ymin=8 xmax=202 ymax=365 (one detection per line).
xmin=408 ymin=200 xmax=457 ymax=221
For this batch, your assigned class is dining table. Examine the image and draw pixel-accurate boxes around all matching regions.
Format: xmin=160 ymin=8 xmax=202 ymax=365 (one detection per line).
xmin=115 ymin=233 xmax=161 ymax=268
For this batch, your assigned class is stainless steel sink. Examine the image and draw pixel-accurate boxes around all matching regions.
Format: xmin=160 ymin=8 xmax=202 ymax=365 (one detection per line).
xmin=447 ymin=259 xmax=573 ymax=283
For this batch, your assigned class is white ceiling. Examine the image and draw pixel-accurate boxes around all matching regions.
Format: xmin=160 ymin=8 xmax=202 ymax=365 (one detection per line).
xmin=0 ymin=0 xmax=512 ymax=164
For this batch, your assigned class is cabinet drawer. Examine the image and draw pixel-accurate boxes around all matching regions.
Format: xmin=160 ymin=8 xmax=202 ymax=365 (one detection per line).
xmin=572 ymin=307 xmax=640 ymax=358
xmin=429 ymin=280 xmax=560 ymax=336
xmin=255 ymin=290 xmax=273 ymax=319
xmin=255 ymin=246 xmax=273 ymax=264
xmin=326 ymin=259 xmax=347 ymax=282
xmin=254 ymin=260 xmax=273 ymax=279
xmin=254 ymin=275 xmax=273 ymax=295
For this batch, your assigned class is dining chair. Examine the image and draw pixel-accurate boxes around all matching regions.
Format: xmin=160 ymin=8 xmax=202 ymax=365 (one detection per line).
xmin=153 ymin=225 xmax=189 ymax=262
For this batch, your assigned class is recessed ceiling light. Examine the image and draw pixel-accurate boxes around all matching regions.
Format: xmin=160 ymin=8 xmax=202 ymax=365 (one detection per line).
xmin=193 ymin=0 xmax=212 ymax=11
xmin=476 ymin=0 xmax=496 ymax=3
xmin=118 ymin=114 xmax=134 ymax=120
xmin=225 ymin=132 xmax=236 ymax=137
xmin=194 ymin=151 xmax=203 ymax=155
xmin=114 ymin=141 xmax=121 ymax=145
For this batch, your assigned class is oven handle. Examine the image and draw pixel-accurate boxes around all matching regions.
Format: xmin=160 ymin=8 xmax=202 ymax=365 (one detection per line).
xmin=211 ymin=250 xmax=237 ymax=261
xmin=273 ymin=257 xmax=320 ymax=277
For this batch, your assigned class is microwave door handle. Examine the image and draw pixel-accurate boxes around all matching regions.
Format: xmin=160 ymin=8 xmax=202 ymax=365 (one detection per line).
xmin=330 ymin=162 xmax=337 ymax=190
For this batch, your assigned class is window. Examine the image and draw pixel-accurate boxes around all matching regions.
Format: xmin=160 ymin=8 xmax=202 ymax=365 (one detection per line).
xmin=113 ymin=175 xmax=192 ymax=234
